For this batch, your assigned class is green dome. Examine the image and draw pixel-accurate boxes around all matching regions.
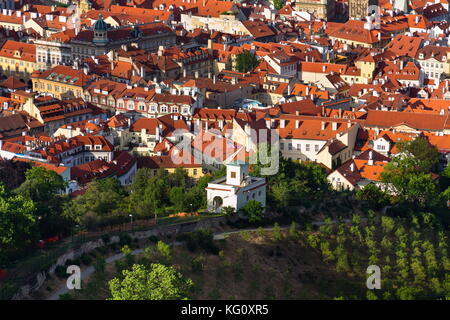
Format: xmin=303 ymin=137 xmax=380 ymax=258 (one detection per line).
xmin=94 ymin=15 xmax=108 ymax=32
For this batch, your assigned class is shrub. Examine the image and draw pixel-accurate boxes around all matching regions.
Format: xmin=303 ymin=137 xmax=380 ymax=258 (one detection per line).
xmin=55 ymin=265 xmax=67 ymax=279
xmin=148 ymin=235 xmax=159 ymax=243
xmin=97 ymin=246 xmax=108 ymax=255
xmin=191 ymin=255 xmax=205 ymax=273
xmin=101 ymin=234 xmax=110 ymax=244
xmin=0 ymin=283 xmax=18 ymax=300
xmin=80 ymin=254 xmax=93 ymax=266
xmin=59 ymin=293 xmax=74 ymax=300
xmin=119 ymin=233 xmax=132 ymax=247
xmin=65 ymin=258 xmax=80 ymax=266
xmin=179 ymin=229 xmax=219 ymax=254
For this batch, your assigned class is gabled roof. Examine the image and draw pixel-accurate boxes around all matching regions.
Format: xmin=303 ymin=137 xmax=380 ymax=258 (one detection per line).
xmin=334 ymin=149 xmax=391 ymax=185
xmin=0 ymin=76 xmax=27 ymax=89
xmin=365 ymin=110 xmax=450 ymax=131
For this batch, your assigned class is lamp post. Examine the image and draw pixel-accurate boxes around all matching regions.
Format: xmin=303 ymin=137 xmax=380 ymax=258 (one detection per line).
xmin=129 ymin=214 xmax=133 ymax=231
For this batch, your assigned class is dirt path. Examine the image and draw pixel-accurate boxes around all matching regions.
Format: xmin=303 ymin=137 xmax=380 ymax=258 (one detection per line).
xmin=46 ymin=218 xmax=355 ymax=300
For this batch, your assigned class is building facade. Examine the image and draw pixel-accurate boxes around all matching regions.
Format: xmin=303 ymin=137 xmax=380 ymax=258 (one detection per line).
xmin=70 ymin=17 xmax=176 ymax=61
xmin=348 ymin=0 xmax=378 ymax=20
xmin=294 ymin=0 xmax=336 ymax=21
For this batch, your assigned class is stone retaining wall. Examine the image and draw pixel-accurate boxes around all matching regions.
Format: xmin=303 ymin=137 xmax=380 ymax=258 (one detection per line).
xmin=12 ymin=216 xmax=226 ymax=300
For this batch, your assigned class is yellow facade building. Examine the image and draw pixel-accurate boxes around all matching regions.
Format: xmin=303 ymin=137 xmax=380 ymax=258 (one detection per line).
xmin=31 ymin=65 xmax=94 ymax=99
xmin=0 ymin=40 xmax=37 ymax=82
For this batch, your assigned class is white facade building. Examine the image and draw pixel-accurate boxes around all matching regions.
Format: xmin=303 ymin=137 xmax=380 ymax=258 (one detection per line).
xmin=206 ymin=162 xmax=266 ymax=213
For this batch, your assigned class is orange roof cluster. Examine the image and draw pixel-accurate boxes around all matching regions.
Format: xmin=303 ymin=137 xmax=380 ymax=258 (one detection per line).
xmin=0 ymin=40 xmax=36 ymax=63
xmin=336 ymin=149 xmax=391 ymax=185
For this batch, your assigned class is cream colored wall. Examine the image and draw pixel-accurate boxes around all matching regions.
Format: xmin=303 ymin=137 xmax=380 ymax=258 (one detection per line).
xmin=327 ymin=170 xmax=355 ymax=190
xmin=181 ymin=14 xmax=248 ymax=35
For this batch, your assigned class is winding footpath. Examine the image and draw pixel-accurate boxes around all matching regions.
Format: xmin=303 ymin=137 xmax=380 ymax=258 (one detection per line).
xmin=47 ymin=218 xmax=358 ymax=300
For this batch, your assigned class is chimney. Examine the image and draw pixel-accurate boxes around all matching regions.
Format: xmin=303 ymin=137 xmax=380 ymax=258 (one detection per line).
xmin=350 ymin=162 xmax=355 ymax=172
xmin=195 ymin=71 xmax=199 ymax=79
xmin=158 ymin=46 xmax=164 ymax=57
xmin=368 ymin=150 xmax=374 ymax=165
xmin=295 ymin=120 xmax=299 ymax=128
xmin=280 ymin=119 xmax=286 ymax=128
xmin=321 ymin=121 xmax=326 ymax=130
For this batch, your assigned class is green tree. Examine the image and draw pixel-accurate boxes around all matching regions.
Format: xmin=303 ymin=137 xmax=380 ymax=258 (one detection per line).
xmin=273 ymin=222 xmax=282 ymax=241
xmin=0 ymin=159 xmax=31 ymax=190
xmin=121 ymin=245 xmax=134 ymax=267
xmin=381 ymin=216 xmax=395 ymax=234
xmin=273 ymin=0 xmax=285 ymax=10
xmin=15 ymin=166 xmax=66 ymax=202
xmin=366 ymin=290 xmax=378 ymax=300
xmin=355 ymin=184 xmax=390 ymax=209
xmin=63 ymin=178 xmax=128 ymax=230
xmin=0 ymin=184 xmax=38 ymax=263
xmin=109 ymin=264 xmax=193 ymax=300
xmin=221 ymin=206 xmax=235 ymax=216
xmin=235 ymin=50 xmax=259 ymax=73
xmin=169 ymin=186 xmax=188 ymax=212
xmin=126 ymin=173 xmax=170 ymax=220
xmin=382 ymin=156 xmax=439 ymax=207
xmin=93 ymin=256 xmax=106 ymax=275
xmin=397 ymin=136 xmax=439 ymax=172
xmin=270 ymin=180 xmax=291 ymax=208
xmin=241 ymin=200 xmax=264 ymax=223
xmin=156 ymin=241 xmax=172 ymax=265
xmin=170 ymin=168 xmax=189 ymax=188
xmin=396 ymin=286 xmax=422 ymax=300
xmin=289 ymin=221 xmax=297 ymax=238
xmin=15 ymin=166 xmax=69 ymax=237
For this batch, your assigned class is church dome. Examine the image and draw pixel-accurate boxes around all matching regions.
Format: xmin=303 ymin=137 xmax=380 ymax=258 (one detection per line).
xmin=93 ymin=15 xmax=108 ymax=32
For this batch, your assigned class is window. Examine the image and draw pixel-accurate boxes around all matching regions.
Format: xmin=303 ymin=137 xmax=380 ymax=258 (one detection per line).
xmin=315 ymin=144 xmax=319 ymax=152
xmin=280 ymin=142 xmax=284 ymax=150
xmin=296 ymin=144 xmax=301 ymax=150
xmin=231 ymin=171 xmax=236 ymax=178
xmin=306 ymin=144 xmax=310 ymax=151
xmin=288 ymin=143 xmax=292 ymax=151
xmin=193 ymin=169 xmax=197 ymax=175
